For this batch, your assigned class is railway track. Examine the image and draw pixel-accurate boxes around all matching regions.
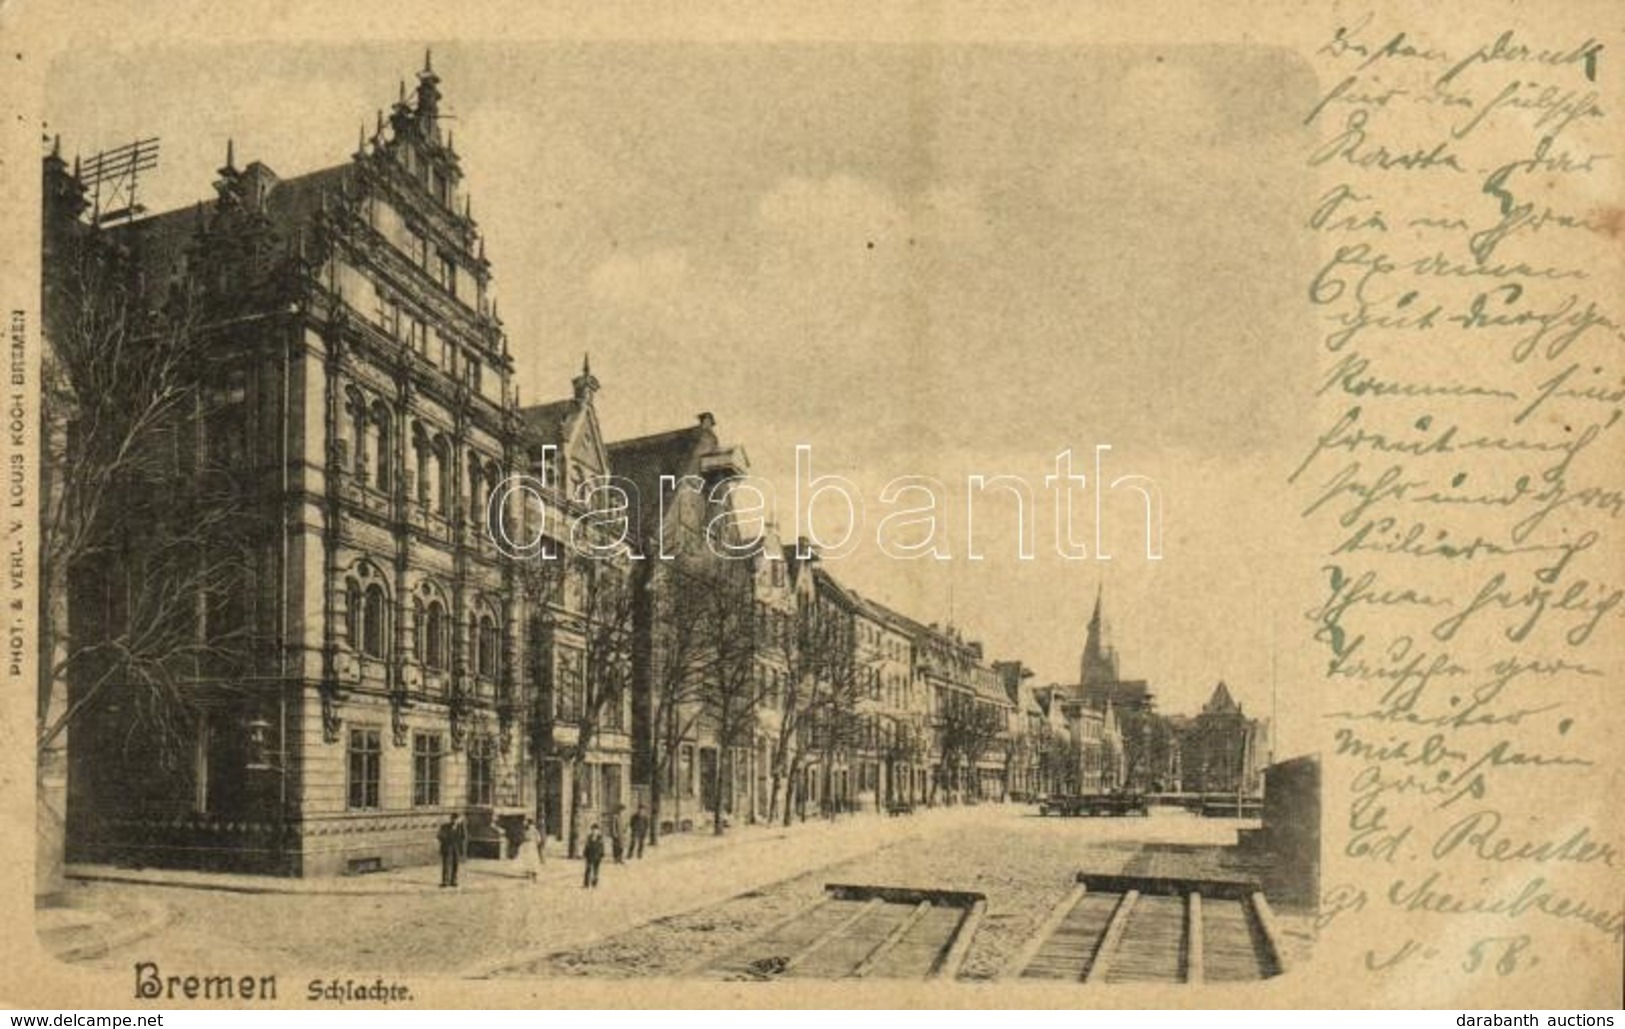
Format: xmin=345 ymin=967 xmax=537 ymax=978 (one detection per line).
xmin=1004 ymin=873 xmax=1287 ymax=984
xmin=693 ymin=884 xmax=985 ymax=981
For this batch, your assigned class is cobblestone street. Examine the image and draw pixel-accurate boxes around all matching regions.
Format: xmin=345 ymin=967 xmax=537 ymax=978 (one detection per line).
xmin=515 ymin=804 xmax=1313 ymax=981
xmin=54 ymin=804 xmax=1312 ymax=982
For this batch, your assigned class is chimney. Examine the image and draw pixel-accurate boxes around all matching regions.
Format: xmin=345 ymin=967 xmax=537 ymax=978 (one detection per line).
xmin=697 ymin=412 xmax=716 ymax=430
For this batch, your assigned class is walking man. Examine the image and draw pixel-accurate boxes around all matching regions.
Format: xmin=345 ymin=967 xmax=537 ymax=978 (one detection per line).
xmin=582 ymin=824 xmax=605 ymax=889
xmin=438 ymin=813 xmax=467 ymax=888
xmin=628 ymin=805 xmax=648 ymax=860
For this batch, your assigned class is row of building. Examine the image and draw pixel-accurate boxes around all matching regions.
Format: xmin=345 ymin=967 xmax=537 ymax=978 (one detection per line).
xmin=41 ymin=58 xmax=1266 ymax=878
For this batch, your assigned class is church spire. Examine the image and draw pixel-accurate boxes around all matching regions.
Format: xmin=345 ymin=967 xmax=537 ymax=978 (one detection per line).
xmin=1079 ymin=583 xmax=1117 ymax=689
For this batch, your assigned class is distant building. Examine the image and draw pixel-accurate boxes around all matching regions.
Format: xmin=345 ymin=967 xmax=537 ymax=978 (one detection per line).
xmin=1179 ymin=681 xmax=1266 ymax=796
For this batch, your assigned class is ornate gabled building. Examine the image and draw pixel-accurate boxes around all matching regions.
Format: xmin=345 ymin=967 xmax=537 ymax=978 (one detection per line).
xmin=516 ymin=359 xmax=634 ymax=851
xmin=608 ymin=412 xmax=751 ymax=833
xmin=54 ymin=55 xmax=528 ymax=876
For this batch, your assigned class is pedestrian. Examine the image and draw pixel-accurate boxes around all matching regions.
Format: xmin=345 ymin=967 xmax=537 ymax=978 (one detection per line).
xmin=437 ymin=813 xmax=467 ymax=888
xmin=516 ymin=817 xmax=542 ymax=883
xmin=582 ymin=823 xmax=605 ymax=889
xmin=628 ymin=805 xmax=648 ymax=860
xmin=609 ymin=804 xmax=625 ymax=864
xmin=535 ymin=811 xmax=547 ymax=864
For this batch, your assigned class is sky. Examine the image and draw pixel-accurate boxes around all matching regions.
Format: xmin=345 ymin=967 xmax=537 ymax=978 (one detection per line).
xmin=46 ymin=41 xmax=1322 ymax=746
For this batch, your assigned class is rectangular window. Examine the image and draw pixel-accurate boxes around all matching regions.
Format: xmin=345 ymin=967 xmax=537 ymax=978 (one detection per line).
xmin=347 ymin=728 xmax=381 ymax=809
xmin=601 ymin=682 xmax=625 ymax=732
xmin=412 ymin=733 xmax=443 ymax=807
xmin=555 ymin=648 xmax=584 ymax=723
xmin=439 ymin=253 xmax=458 ymax=296
xmin=581 ymin=762 xmax=597 ymax=809
xmin=468 ymin=737 xmax=494 ymax=807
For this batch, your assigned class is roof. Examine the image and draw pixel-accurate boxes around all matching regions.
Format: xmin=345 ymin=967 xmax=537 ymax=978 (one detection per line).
xmin=1202 ymin=681 xmax=1243 ymax=716
xmin=847 ymin=589 xmax=930 ymax=640
xmin=519 ymin=398 xmax=577 ymax=449
xmin=606 ymin=422 xmax=715 ymax=536
xmin=98 ymin=160 xmax=356 ymax=312
xmin=810 ymin=565 xmax=860 ymax=611
xmin=259 ymin=163 xmax=353 ymax=234
xmin=1082 ymin=679 xmax=1154 ymax=712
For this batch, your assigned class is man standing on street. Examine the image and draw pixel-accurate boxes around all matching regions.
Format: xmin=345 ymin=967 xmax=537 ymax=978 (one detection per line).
xmin=438 ymin=813 xmax=467 ymax=888
xmin=609 ymin=804 xmax=626 ymax=864
xmin=582 ymin=823 xmax=605 ymax=888
xmin=628 ymin=805 xmax=648 ymax=860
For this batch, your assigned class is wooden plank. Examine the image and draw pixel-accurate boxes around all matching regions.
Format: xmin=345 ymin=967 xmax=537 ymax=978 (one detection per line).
xmin=1250 ymin=891 xmax=1288 ymax=976
xmin=1186 ymin=892 xmax=1204 ymax=984
xmin=786 ymin=898 xmax=884 ymax=973
xmin=1106 ymin=894 xmax=1183 ymax=983
xmin=1001 ymin=882 xmax=1088 ymax=980
xmin=1202 ymin=898 xmax=1265 ymax=982
xmin=932 ymin=898 xmax=986 ymax=980
xmin=1083 ymin=890 xmax=1139 ymax=984
xmin=851 ymin=901 xmax=932 ymax=978
xmin=1076 ymin=872 xmax=1260 ymax=900
xmin=683 ymin=896 xmax=837 ymax=977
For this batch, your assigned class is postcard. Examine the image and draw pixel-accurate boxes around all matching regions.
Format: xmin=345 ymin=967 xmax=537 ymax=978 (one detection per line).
xmin=1 ymin=0 xmax=1620 ymax=1010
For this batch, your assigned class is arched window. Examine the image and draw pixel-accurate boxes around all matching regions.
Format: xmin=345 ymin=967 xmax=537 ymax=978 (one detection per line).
xmin=426 ymin=601 xmax=446 ymax=670
xmin=363 ymin=584 xmax=386 ymax=658
xmin=412 ymin=598 xmax=426 ymax=663
xmin=468 ymin=458 xmax=484 ymax=525
xmin=349 ymin=391 xmax=369 ymax=480
xmin=478 ymin=614 xmax=499 ymax=680
xmin=373 ymin=404 xmax=392 ymax=493
xmin=483 ymin=460 xmax=504 ymax=537
xmin=413 ymin=425 xmax=431 ymax=507
xmin=345 ymin=579 xmax=362 ymax=646
xmin=434 ymin=437 xmax=452 ymax=516
xmin=345 ymin=564 xmax=390 ymax=661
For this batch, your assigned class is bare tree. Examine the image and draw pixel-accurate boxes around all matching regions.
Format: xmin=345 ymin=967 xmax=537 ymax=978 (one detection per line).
xmin=645 ymin=562 xmax=722 ymax=843
xmin=1038 ymin=727 xmax=1082 ymax=796
xmin=1116 ymin=707 xmax=1174 ymax=794
xmin=692 ymin=557 xmax=767 ymax=835
xmin=933 ymin=695 xmax=1005 ymax=805
xmin=517 ymin=539 xmax=635 ymax=858
xmin=877 ymin=712 xmax=926 ymax=809
xmin=39 ymin=223 xmax=263 ymax=893
xmin=798 ymin=601 xmax=869 ymax=820
xmin=765 ymin=587 xmax=817 ymax=826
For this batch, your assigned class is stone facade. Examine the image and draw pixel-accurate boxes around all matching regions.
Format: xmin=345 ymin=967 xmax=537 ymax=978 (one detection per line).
xmin=54 ymin=56 xmax=524 ymax=877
